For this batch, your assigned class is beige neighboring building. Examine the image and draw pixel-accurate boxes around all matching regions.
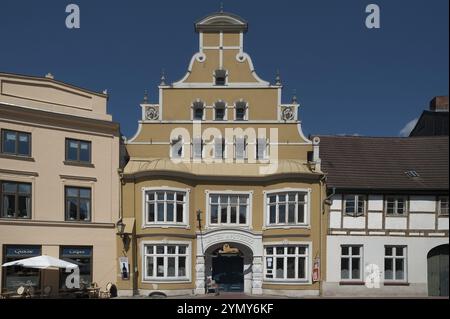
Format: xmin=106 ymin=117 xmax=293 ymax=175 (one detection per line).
xmin=117 ymin=10 xmax=326 ymax=297
xmin=0 ymin=72 xmax=121 ymax=295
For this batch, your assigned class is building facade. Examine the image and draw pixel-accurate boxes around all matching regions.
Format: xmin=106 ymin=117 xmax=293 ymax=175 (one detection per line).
xmin=117 ymin=11 xmax=326 ymax=297
xmin=318 ymin=135 xmax=449 ymax=297
xmin=0 ymin=72 xmax=121 ymax=295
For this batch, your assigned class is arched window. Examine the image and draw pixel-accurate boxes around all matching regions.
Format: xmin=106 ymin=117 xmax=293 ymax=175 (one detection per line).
xmin=192 ymin=101 xmax=204 ymax=121
xmin=214 ymin=101 xmax=226 ymax=121
xmin=235 ymin=101 xmax=247 ymax=121
xmin=214 ymin=69 xmax=227 ymax=86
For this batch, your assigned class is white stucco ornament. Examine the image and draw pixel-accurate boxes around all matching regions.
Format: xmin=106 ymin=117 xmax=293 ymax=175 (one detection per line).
xmin=145 ymin=106 xmax=159 ymax=120
xmin=281 ymin=106 xmax=295 ymax=121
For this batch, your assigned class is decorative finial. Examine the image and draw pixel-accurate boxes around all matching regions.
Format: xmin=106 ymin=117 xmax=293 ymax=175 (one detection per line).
xmin=45 ymin=72 xmax=54 ymax=79
xmin=103 ymin=89 xmax=108 ymax=95
xmin=160 ymin=69 xmax=166 ymax=86
xmin=143 ymin=89 xmax=149 ymax=103
xmin=220 ymin=2 xmax=224 ymax=13
xmin=275 ymin=69 xmax=282 ymax=86
xmin=292 ymin=89 xmax=298 ymax=104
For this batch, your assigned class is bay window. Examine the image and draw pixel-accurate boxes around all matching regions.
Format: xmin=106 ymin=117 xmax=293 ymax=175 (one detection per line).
xmin=266 ymin=191 xmax=308 ymax=227
xmin=209 ymin=193 xmax=249 ymax=226
xmin=143 ymin=244 xmax=190 ymax=281
xmin=264 ymin=245 xmax=309 ymax=281
xmin=144 ymin=189 xmax=188 ymax=226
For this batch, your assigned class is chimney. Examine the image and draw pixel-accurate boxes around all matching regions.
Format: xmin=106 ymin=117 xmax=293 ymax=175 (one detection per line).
xmin=429 ymin=96 xmax=449 ymax=112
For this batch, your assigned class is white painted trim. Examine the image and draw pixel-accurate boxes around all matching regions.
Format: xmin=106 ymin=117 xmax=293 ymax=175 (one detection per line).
xmin=141 ymin=187 xmax=191 ymax=229
xmin=263 ymin=188 xmax=312 ymax=229
xmin=213 ymin=100 xmax=228 ymax=121
xmin=262 ymin=241 xmax=313 ymax=285
xmin=141 ymin=240 xmax=192 ymax=283
xmin=171 ymin=82 xmax=274 ymax=88
xmin=204 ymin=190 xmax=253 ymax=230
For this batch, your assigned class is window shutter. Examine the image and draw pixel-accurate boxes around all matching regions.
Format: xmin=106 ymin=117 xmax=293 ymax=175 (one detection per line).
xmin=236 ymin=138 xmax=245 ymax=160
xmin=257 ymin=138 xmax=266 ymax=160
xmin=215 ymin=138 xmax=223 ymax=159
xmin=193 ymin=138 xmax=202 ymax=159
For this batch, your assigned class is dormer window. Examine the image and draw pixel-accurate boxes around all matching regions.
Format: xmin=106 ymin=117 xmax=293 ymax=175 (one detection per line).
xmin=214 ymin=69 xmax=227 ymax=86
xmin=215 ymin=101 xmax=226 ymax=121
xmin=193 ymin=101 xmax=204 ymax=121
xmin=235 ymin=101 xmax=247 ymax=121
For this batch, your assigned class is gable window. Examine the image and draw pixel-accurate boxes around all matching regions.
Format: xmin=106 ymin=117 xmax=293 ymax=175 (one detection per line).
xmin=266 ymin=191 xmax=308 ymax=226
xmin=0 ymin=181 xmax=32 ymax=219
xmin=385 ymin=196 xmax=407 ymax=216
xmin=344 ymin=195 xmax=365 ymax=217
xmin=384 ymin=246 xmax=407 ymax=282
xmin=66 ymin=139 xmax=91 ymax=163
xmin=193 ymin=101 xmax=204 ymax=121
xmin=214 ymin=69 xmax=227 ymax=86
xmin=264 ymin=245 xmax=309 ymax=281
xmin=214 ymin=101 xmax=226 ymax=121
xmin=143 ymin=244 xmax=190 ymax=281
xmin=171 ymin=137 xmax=183 ymax=159
xmin=235 ymin=137 xmax=247 ymax=160
xmin=341 ymin=245 xmax=362 ymax=281
xmin=439 ymin=196 xmax=449 ymax=215
xmin=65 ymin=187 xmax=91 ymax=222
xmin=257 ymin=138 xmax=268 ymax=160
xmin=235 ymin=101 xmax=247 ymax=121
xmin=1 ymin=130 xmax=31 ymax=157
xmin=209 ymin=193 xmax=249 ymax=226
xmin=144 ymin=189 xmax=188 ymax=225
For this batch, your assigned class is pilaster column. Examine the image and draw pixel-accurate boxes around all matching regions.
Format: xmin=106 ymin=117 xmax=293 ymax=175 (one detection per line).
xmin=195 ymin=255 xmax=206 ymax=295
xmin=252 ymin=256 xmax=263 ymax=295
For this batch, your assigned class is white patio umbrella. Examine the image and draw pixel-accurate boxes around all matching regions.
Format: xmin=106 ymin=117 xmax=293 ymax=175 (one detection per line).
xmin=2 ymin=255 xmax=78 ymax=270
xmin=2 ymin=255 xmax=79 ymax=296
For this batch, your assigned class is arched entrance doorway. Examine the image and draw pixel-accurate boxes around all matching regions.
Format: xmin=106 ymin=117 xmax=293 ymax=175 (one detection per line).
xmin=205 ymin=243 xmax=252 ymax=293
xmin=427 ymin=244 xmax=449 ymax=296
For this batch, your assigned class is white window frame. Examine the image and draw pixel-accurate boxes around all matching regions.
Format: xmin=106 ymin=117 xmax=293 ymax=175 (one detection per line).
xmin=213 ymin=69 xmax=228 ymax=86
xmin=340 ymin=245 xmax=363 ymax=282
xmin=263 ymin=188 xmax=311 ymax=229
xmin=205 ymin=190 xmax=253 ymax=229
xmin=234 ymin=136 xmax=248 ymax=161
xmin=384 ymin=245 xmax=408 ymax=283
xmin=263 ymin=241 xmax=312 ymax=284
xmin=234 ymin=101 xmax=249 ymax=121
xmin=438 ymin=196 xmax=449 ymax=216
xmin=214 ymin=101 xmax=228 ymax=121
xmin=343 ymin=194 xmax=366 ymax=217
xmin=385 ymin=196 xmax=408 ymax=216
xmin=142 ymin=187 xmax=190 ymax=229
xmin=142 ymin=241 xmax=192 ymax=283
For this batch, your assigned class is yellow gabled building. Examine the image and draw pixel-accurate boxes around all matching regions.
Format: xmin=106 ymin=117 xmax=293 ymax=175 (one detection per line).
xmin=117 ymin=10 xmax=326 ymax=297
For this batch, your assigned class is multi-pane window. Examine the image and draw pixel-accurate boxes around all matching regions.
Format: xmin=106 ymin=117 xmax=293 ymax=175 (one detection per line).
xmin=340 ymin=245 xmax=362 ymax=280
xmin=144 ymin=244 xmax=189 ymax=280
xmin=344 ymin=195 xmax=365 ymax=217
xmin=257 ymin=138 xmax=268 ymax=160
xmin=235 ymin=138 xmax=247 ymax=160
xmin=209 ymin=194 xmax=249 ymax=226
xmin=0 ymin=181 xmax=32 ymax=219
xmin=145 ymin=190 xmax=187 ymax=225
xmin=385 ymin=196 xmax=407 ymax=215
xmin=384 ymin=246 xmax=406 ymax=281
xmin=264 ymin=246 xmax=308 ymax=281
xmin=439 ymin=196 xmax=449 ymax=215
xmin=65 ymin=187 xmax=91 ymax=221
xmin=215 ymin=101 xmax=226 ymax=121
xmin=267 ymin=192 xmax=308 ymax=226
xmin=235 ymin=101 xmax=247 ymax=121
xmin=193 ymin=101 xmax=204 ymax=120
xmin=66 ymin=139 xmax=91 ymax=163
xmin=1 ymin=130 xmax=31 ymax=157
xmin=193 ymin=138 xmax=203 ymax=159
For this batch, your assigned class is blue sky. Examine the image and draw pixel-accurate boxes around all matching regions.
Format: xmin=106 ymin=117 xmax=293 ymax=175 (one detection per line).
xmin=0 ymin=0 xmax=448 ymax=138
